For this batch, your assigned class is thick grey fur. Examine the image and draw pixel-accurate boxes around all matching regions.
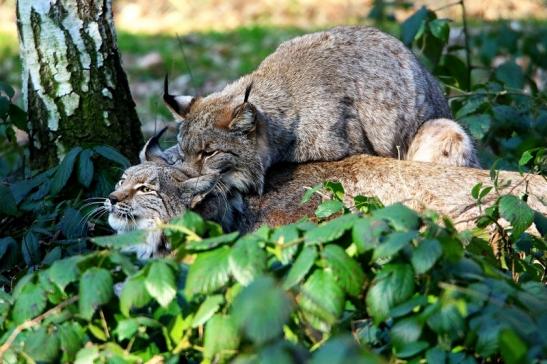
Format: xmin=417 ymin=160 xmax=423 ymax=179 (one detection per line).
xmin=166 ymin=26 xmax=475 ymax=195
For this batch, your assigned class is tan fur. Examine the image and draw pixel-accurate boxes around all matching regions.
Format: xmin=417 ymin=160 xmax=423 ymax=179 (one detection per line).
xmin=247 ymin=155 xmax=545 ymax=234
xmin=406 ymin=119 xmax=480 ymax=167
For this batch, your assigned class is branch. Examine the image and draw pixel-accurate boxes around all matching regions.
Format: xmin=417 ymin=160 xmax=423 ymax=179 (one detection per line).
xmin=0 ymin=296 xmax=79 ymax=359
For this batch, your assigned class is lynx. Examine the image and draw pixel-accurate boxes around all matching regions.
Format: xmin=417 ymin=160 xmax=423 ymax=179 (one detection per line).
xmin=103 ymin=129 xmax=242 ymax=259
xmin=163 ymin=26 xmax=479 ymax=196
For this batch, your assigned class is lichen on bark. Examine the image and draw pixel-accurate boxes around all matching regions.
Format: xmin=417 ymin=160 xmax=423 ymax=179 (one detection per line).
xmin=17 ymin=0 xmax=143 ymax=169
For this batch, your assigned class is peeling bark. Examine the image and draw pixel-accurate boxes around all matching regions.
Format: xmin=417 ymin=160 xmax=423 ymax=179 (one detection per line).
xmin=249 ymin=156 xmax=547 ymax=232
xmin=17 ymin=0 xmax=143 ymax=168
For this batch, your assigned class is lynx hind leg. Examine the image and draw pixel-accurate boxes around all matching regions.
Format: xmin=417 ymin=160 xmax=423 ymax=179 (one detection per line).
xmin=406 ymin=118 xmax=480 ymax=168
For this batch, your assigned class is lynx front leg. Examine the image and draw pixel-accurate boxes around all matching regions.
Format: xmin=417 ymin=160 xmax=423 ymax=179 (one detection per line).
xmin=406 ymin=118 xmax=480 ymax=168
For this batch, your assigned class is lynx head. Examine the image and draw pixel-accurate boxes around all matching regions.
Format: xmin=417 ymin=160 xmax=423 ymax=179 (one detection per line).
xmin=164 ymin=77 xmax=265 ymax=194
xmin=105 ymin=128 xmax=218 ymax=235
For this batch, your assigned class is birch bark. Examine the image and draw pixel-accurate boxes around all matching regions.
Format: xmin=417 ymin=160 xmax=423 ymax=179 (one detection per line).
xmin=16 ymin=0 xmax=143 ymax=168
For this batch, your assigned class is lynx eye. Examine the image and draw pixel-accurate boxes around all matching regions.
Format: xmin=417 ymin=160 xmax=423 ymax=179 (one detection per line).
xmin=199 ymin=150 xmax=219 ymax=160
xmin=116 ymin=178 xmax=125 ymax=188
xmin=137 ymin=185 xmax=153 ymax=193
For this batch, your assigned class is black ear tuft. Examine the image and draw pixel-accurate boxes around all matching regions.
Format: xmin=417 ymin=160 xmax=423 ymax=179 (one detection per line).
xmin=163 ymin=75 xmax=195 ymax=118
xmin=140 ymin=127 xmax=170 ymax=164
xmin=244 ymin=81 xmax=253 ymax=103
xmin=163 ymin=75 xmax=179 ymax=114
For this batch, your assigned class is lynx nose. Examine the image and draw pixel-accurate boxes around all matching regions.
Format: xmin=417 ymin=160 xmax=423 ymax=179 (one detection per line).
xmin=108 ymin=194 xmax=118 ymax=205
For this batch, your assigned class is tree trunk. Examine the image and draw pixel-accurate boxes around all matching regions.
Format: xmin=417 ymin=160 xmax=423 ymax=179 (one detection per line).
xmin=249 ymin=155 xmax=546 ymax=232
xmin=16 ymin=0 xmax=143 ymax=169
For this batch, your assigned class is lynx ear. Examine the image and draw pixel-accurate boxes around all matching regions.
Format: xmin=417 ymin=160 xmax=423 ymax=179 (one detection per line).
xmin=229 ymin=82 xmax=256 ymax=133
xmin=163 ymin=75 xmax=195 ymax=118
xmin=140 ymin=127 xmax=170 ymax=164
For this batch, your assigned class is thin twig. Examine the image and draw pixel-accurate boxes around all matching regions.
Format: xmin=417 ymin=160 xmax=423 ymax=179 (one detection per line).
xmin=433 ymin=0 xmax=461 ymax=12
xmin=175 ymin=34 xmax=198 ymax=95
xmin=0 ymin=296 xmax=79 ymax=359
xmin=459 ymin=0 xmax=472 ymax=90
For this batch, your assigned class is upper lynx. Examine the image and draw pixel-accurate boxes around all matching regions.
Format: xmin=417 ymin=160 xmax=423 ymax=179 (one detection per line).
xmin=164 ymin=26 xmax=479 ymax=195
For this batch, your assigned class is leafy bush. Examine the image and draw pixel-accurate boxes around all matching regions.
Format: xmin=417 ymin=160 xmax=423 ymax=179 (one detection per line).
xmin=0 ymin=181 xmax=545 ymax=363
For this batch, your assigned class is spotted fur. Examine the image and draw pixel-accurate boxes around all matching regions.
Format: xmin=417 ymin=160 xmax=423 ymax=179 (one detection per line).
xmin=105 ymin=130 xmax=246 ymax=259
xmin=105 ymin=162 xmax=218 ymax=259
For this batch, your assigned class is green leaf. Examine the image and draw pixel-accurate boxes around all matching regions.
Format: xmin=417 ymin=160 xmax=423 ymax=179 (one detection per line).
xmin=77 ymin=149 xmax=94 ymax=188
xmin=323 ymin=181 xmax=345 ymax=200
xmin=498 ymin=195 xmax=534 ymax=238
xmin=186 ymin=231 xmax=239 ymax=251
xmin=0 ymin=184 xmax=17 ymax=216
xmin=22 ymin=231 xmax=40 ymax=265
xmin=120 ymin=274 xmax=152 ymax=317
xmin=533 ymin=210 xmax=547 ymax=237
xmin=88 ymin=323 xmax=108 ymax=341
xmin=192 ymin=294 xmax=224 ymax=327
xmin=471 ymin=182 xmax=482 ymax=200
xmin=283 ymin=246 xmax=317 ymax=289
xmin=144 ymin=261 xmax=177 ymax=307
xmin=301 ymin=183 xmax=322 ymax=204
xmin=391 ymin=316 xmax=423 ymax=349
xmin=426 ymin=303 xmax=464 ymax=338
xmin=395 ymin=341 xmax=429 ymax=358
xmin=428 ymin=19 xmax=449 ymax=42
xmin=499 ymin=329 xmax=527 ymax=364
xmin=310 ymin=335 xmax=383 ymax=364
xmin=233 ymin=276 xmax=291 ymax=344
xmin=50 ymin=147 xmax=82 ymax=196
xmin=93 ymin=145 xmax=130 ymax=168
xmin=401 ymin=6 xmax=429 ymax=45
xmin=373 ymin=231 xmax=417 ymax=260
xmin=58 ymin=322 xmax=86 ymax=363
xmin=204 ymin=314 xmax=240 ymax=360
xmin=0 ymin=81 xmax=15 ymax=98
xmin=79 ymin=267 xmax=113 ymax=320
xmin=92 ymin=230 xmax=147 ymax=248
xmin=495 ymin=61 xmax=524 ymax=89
xmin=0 ymin=96 xmax=9 ymax=118
xmin=315 ymin=199 xmax=344 ymax=218
xmin=47 ymin=256 xmax=81 ymax=291
xmin=8 ymin=103 xmax=27 ymax=131
xmin=373 ymin=203 xmax=420 ymax=231
xmin=185 ymin=246 xmax=231 ymax=297
xmin=353 ymin=195 xmax=384 ymax=214
xmin=366 ymin=264 xmax=415 ymax=323
xmin=74 ymin=346 xmax=100 ymax=364
xmin=456 ymin=97 xmax=487 ymax=120
xmin=299 ymin=270 xmax=344 ymax=331
xmin=426 ymin=347 xmax=447 ymax=364
xmin=114 ymin=319 xmax=139 ymax=341
xmin=390 ymin=295 xmax=428 ymax=318
xmin=271 ymin=224 xmax=300 ymax=264
xmin=352 ymin=218 xmax=389 ymax=253
xmin=305 ymin=214 xmax=357 ymax=245
xmin=459 ymin=113 xmax=491 ymax=140
xmin=0 ymin=237 xmax=18 ymax=270
xmin=518 ymin=150 xmax=534 ymax=167
xmin=323 ymin=245 xmax=365 ymax=297
xmin=411 ymin=239 xmax=442 ymax=274
xmin=229 ymin=236 xmax=266 ymax=285
xmin=12 ymin=282 xmax=47 ymax=324
xmin=24 ymin=326 xmax=60 ymax=362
